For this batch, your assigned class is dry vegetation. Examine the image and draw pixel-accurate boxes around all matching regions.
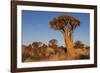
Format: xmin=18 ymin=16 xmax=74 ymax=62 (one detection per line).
xmin=22 ymin=40 xmax=90 ymax=62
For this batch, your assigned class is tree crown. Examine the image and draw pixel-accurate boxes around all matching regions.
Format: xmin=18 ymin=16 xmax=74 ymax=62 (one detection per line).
xmin=49 ymin=15 xmax=80 ymax=31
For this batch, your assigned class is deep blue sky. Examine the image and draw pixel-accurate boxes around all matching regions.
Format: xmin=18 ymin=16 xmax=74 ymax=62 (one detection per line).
xmin=22 ymin=10 xmax=90 ymax=46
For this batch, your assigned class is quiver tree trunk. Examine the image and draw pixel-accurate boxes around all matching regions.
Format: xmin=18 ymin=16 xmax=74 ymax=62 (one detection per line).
xmin=62 ymin=27 xmax=75 ymax=60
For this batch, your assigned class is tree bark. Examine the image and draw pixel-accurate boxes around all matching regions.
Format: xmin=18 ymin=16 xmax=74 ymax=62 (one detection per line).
xmin=70 ymin=31 xmax=74 ymax=49
xmin=62 ymin=27 xmax=75 ymax=60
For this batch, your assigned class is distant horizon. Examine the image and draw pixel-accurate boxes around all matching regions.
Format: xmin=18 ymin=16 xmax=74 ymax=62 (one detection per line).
xmin=22 ymin=39 xmax=89 ymax=47
xmin=22 ymin=10 xmax=90 ymax=47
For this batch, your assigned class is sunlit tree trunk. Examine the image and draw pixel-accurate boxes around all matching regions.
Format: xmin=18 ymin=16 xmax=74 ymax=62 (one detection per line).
xmin=70 ymin=31 xmax=74 ymax=49
xmin=62 ymin=27 xmax=75 ymax=60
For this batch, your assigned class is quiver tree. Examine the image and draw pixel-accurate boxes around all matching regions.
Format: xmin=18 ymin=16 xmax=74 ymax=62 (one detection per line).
xmin=49 ymin=39 xmax=58 ymax=47
xmin=49 ymin=15 xmax=80 ymax=59
xmin=32 ymin=42 xmax=42 ymax=49
xmin=74 ymin=41 xmax=84 ymax=49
